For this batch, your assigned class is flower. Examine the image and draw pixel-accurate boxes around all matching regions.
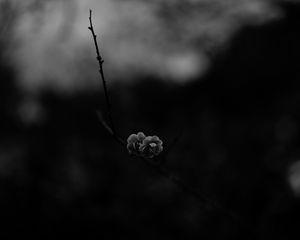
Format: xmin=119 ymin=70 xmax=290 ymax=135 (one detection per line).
xmin=127 ymin=132 xmax=163 ymax=158
xmin=139 ymin=135 xmax=163 ymax=158
xmin=127 ymin=132 xmax=146 ymax=156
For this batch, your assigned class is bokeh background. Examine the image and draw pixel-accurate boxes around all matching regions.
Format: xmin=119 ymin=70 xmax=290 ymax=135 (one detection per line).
xmin=1 ymin=0 xmax=300 ymax=239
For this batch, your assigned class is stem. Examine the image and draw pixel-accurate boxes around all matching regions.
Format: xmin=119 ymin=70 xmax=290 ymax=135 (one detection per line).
xmin=88 ymin=9 xmax=116 ymax=136
xmin=88 ymin=10 xmax=256 ymax=239
xmin=96 ymin=111 xmax=126 ymax=147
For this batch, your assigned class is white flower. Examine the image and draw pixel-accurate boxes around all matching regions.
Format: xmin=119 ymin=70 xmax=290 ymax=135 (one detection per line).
xmin=139 ymin=135 xmax=163 ymax=158
xmin=127 ymin=132 xmax=146 ymax=156
xmin=127 ymin=132 xmax=163 ymax=158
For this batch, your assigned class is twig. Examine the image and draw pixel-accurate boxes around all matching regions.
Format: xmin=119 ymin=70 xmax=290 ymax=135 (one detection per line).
xmin=96 ymin=111 xmax=126 ymax=147
xmin=88 ymin=10 xmax=255 ymax=239
xmin=88 ymin=9 xmax=116 ymax=136
xmin=160 ymin=129 xmax=183 ymax=165
xmin=141 ymin=157 xmax=239 ymax=221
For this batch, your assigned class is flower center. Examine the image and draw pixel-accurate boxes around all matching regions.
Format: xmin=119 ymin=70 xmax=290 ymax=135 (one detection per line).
xmin=149 ymin=143 xmax=157 ymax=148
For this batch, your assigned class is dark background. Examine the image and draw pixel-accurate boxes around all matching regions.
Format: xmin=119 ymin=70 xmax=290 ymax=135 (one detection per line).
xmin=1 ymin=1 xmax=300 ymax=239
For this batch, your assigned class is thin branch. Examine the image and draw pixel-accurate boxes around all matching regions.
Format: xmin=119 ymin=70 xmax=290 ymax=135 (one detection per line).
xmin=96 ymin=109 xmax=236 ymax=220
xmin=160 ymin=129 xmax=183 ymax=165
xmin=146 ymin=162 xmax=256 ymax=238
xmin=96 ymin=111 xmax=126 ymax=147
xmin=88 ymin=10 xmax=255 ymax=238
xmin=88 ymin=9 xmax=116 ymax=136
xmin=141 ymin=156 xmax=239 ymax=221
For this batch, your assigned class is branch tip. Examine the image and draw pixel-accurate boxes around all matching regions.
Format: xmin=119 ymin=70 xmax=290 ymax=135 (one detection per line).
xmin=88 ymin=8 xmax=116 ymax=136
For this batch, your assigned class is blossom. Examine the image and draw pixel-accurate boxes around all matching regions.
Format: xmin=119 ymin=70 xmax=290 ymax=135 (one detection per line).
xmin=127 ymin=132 xmax=163 ymax=158
xmin=140 ymin=135 xmax=163 ymax=158
xmin=127 ymin=132 xmax=146 ymax=156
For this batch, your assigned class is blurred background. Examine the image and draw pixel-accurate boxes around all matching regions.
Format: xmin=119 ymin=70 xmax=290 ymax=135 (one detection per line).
xmin=1 ymin=0 xmax=300 ymax=239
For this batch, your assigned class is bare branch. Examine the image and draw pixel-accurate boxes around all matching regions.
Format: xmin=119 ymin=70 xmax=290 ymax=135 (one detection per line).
xmin=161 ymin=129 xmax=183 ymax=165
xmin=96 ymin=111 xmax=126 ymax=147
xmin=89 ymin=9 xmax=116 ymax=136
xmin=88 ymin=10 xmax=255 ymax=238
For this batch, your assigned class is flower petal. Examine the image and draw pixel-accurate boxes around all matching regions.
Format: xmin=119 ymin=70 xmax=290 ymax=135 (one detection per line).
xmin=151 ymin=136 xmax=159 ymax=142
xmin=142 ymin=136 xmax=152 ymax=145
xmin=127 ymin=134 xmax=138 ymax=143
xmin=137 ymin=132 xmax=146 ymax=141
